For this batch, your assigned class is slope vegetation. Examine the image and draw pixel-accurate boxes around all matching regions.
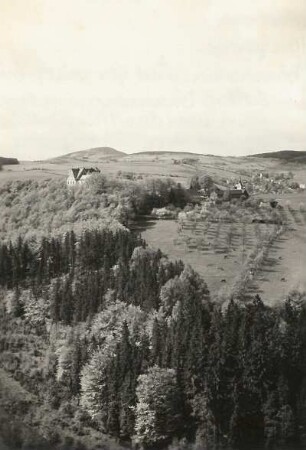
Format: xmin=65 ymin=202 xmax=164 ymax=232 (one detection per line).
xmin=250 ymin=150 xmax=306 ymax=163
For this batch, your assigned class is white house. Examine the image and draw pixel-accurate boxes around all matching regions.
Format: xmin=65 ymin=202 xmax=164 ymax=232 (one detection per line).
xmin=234 ymin=181 xmax=243 ymax=190
xmin=67 ymin=167 xmax=101 ymax=186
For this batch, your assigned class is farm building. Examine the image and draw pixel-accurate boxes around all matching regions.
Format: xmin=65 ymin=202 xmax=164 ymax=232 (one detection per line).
xmin=214 ymin=183 xmax=249 ymax=201
xmin=189 ymin=177 xmax=250 ymax=203
xmin=67 ymin=167 xmax=101 ymax=186
xmin=228 ymin=188 xmax=249 ymax=200
xmin=214 ymin=184 xmax=228 ymax=198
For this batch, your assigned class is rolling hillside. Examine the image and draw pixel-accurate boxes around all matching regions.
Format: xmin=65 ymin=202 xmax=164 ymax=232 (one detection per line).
xmin=1 ymin=147 xmax=305 ymax=186
xmin=249 ymin=150 xmax=306 ymax=163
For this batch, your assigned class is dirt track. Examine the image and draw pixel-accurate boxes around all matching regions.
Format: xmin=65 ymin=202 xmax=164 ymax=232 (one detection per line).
xmin=248 ymin=216 xmax=306 ymax=305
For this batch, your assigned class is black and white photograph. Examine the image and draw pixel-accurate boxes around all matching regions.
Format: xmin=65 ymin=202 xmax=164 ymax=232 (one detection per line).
xmin=0 ymin=1 xmax=306 ymax=449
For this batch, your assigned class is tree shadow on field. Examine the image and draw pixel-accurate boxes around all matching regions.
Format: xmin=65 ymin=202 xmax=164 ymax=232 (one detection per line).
xmin=277 ymin=234 xmax=290 ymax=243
xmin=243 ymin=282 xmax=264 ymax=302
xmin=260 ymin=256 xmax=280 ymax=273
xmin=257 ymin=276 xmax=270 ymax=282
xmin=248 ymin=283 xmax=264 ymax=294
xmin=130 ymin=218 xmax=158 ymax=233
xmin=260 ymin=267 xmax=278 ymax=274
xmin=271 ymin=244 xmax=285 ymax=251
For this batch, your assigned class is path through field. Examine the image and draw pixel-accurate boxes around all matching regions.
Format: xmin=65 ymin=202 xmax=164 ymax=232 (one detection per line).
xmin=247 ymin=206 xmax=306 ymax=305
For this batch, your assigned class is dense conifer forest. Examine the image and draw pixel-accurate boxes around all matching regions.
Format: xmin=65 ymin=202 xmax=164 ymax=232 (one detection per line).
xmin=0 ymin=177 xmax=306 ymax=450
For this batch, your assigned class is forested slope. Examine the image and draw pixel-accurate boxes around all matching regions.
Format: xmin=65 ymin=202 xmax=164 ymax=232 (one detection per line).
xmin=0 ymin=177 xmax=306 ymax=449
xmin=0 ymin=157 xmax=19 ymax=166
xmin=0 ymin=176 xmax=188 ymax=242
xmin=250 ymin=150 xmax=306 ymax=164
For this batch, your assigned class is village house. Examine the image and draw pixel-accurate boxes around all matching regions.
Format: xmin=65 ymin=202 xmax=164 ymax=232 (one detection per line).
xmin=228 ymin=187 xmax=249 ymax=200
xmin=214 ymin=182 xmax=249 ymax=201
xmin=67 ymin=167 xmax=101 ymax=186
xmin=214 ymin=184 xmax=228 ymax=199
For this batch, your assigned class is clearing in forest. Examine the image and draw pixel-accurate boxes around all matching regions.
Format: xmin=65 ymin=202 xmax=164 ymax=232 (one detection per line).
xmin=139 ymin=197 xmax=306 ymax=304
xmin=138 ymin=218 xmax=277 ymax=300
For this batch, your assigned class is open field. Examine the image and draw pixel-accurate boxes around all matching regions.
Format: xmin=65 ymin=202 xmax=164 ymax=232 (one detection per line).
xmin=0 ymin=158 xmax=194 ymax=185
xmin=0 ymin=161 xmax=68 ymax=183
xmin=137 ymin=192 xmax=306 ymax=304
xmin=137 ymin=219 xmax=276 ymax=300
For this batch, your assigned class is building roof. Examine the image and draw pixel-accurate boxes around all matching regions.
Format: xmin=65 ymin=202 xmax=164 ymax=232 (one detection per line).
xmin=69 ymin=167 xmax=100 ymax=181
xmin=214 ymin=184 xmax=228 ymax=191
xmin=229 ymin=189 xmax=248 ymax=197
xmin=70 ymin=168 xmax=80 ymax=180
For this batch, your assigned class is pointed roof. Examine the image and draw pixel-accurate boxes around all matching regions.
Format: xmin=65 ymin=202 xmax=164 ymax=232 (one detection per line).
xmin=69 ymin=167 xmax=100 ymax=181
xmin=70 ymin=168 xmax=80 ymax=180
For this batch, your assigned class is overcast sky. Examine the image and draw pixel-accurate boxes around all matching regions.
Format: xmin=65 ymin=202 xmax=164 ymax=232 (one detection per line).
xmin=0 ymin=0 xmax=305 ymax=160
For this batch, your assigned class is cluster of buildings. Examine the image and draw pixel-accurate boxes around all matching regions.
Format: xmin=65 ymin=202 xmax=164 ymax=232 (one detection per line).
xmin=196 ymin=180 xmax=249 ymax=203
xmin=214 ymin=181 xmax=249 ymax=201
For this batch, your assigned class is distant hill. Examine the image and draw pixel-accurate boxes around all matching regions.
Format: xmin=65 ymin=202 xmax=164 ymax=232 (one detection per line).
xmin=49 ymin=147 xmax=126 ymax=163
xmin=0 ymin=156 xmax=19 ymax=165
xmin=249 ymin=150 xmax=306 ymax=163
xmin=132 ymin=150 xmax=203 ymax=156
xmin=126 ymin=150 xmax=220 ymax=160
